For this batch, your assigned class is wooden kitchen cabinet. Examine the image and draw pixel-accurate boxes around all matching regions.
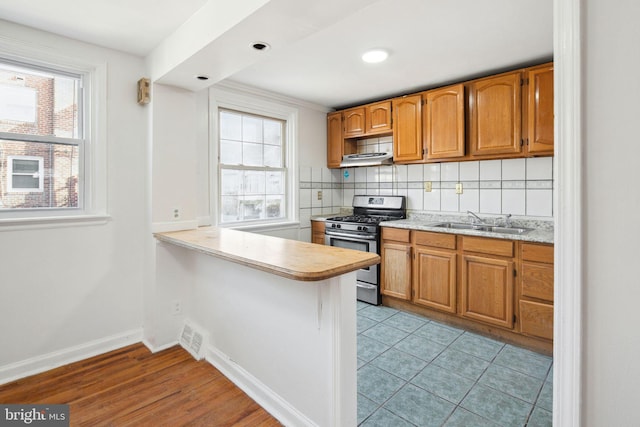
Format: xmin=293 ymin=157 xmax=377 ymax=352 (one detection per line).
xmin=343 ymin=107 xmax=366 ymax=138
xmin=327 ymin=111 xmax=344 ymax=168
xmin=423 ymin=84 xmax=465 ymax=160
xmin=468 ymin=71 xmax=523 ymax=158
xmin=392 ymin=94 xmax=423 ymax=163
xmin=519 ymin=243 xmax=554 ymax=340
xmin=460 ymin=237 xmax=515 ymax=329
xmin=525 ymin=63 xmax=554 ymax=155
xmin=365 ymin=101 xmax=392 ymax=135
xmin=381 ymin=228 xmax=412 ymax=300
xmin=311 ymin=220 xmax=325 ymax=245
xmin=412 ymin=231 xmax=457 ymax=313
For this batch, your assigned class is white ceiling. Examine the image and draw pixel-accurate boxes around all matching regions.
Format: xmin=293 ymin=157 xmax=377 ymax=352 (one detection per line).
xmin=0 ymin=0 xmax=553 ymax=109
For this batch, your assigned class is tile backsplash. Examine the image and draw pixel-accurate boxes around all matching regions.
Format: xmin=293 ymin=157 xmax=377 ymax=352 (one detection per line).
xmin=299 ymin=157 xmax=554 ymax=230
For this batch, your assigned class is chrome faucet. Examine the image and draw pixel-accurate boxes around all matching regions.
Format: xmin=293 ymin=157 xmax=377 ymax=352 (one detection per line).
xmin=503 ymin=214 xmax=513 ymax=228
xmin=467 ymin=210 xmax=486 ymax=225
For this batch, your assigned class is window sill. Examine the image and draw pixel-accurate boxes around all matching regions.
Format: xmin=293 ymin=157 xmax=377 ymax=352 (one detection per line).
xmin=226 ymin=221 xmax=300 ymax=234
xmin=0 ymin=214 xmax=111 ymax=231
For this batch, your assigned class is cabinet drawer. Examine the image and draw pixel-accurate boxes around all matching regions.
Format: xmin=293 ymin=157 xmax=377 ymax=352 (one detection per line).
xmin=382 ymin=227 xmax=411 ymax=243
xmin=519 ymin=300 xmax=554 ymax=340
xmin=413 ymin=231 xmax=456 ymax=249
xmin=521 ymin=262 xmax=554 ymax=301
xmin=522 ymin=243 xmax=554 ymax=263
xmin=462 ymin=236 xmax=514 ymax=257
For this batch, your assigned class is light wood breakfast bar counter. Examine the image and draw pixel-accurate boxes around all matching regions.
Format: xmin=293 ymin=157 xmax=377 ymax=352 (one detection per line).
xmin=152 ymin=226 xmax=377 ymax=427
xmin=154 ymin=226 xmax=380 ymax=281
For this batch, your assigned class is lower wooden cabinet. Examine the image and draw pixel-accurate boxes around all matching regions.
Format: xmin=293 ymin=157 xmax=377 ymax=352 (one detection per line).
xmin=461 ymin=254 xmax=514 ymax=329
xmin=518 ymin=243 xmax=554 ymax=340
xmin=413 ymin=231 xmax=457 ymax=313
xmin=379 ymin=227 xmax=554 ymax=347
xmin=381 ymin=228 xmax=412 ymax=300
xmin=311 ymin=220 xmax=325 ymax=245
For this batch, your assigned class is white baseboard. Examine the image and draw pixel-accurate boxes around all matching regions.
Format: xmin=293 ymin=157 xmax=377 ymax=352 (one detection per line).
xmin=142 ymin=339 xmax=179 ymax=354
xmin=0 ymin=328 xmax=143 ymax=385
xmin=206 ymin=345 xmax=317 ymax=427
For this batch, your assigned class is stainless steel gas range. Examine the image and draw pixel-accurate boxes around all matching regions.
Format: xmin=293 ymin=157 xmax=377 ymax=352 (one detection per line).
xmin=325 ymin=195 xmax=406 ymax=305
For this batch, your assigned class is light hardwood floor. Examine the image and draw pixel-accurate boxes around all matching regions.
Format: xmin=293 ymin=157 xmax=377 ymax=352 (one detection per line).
xmin=0 ymin=344 xmax=281 ymax=426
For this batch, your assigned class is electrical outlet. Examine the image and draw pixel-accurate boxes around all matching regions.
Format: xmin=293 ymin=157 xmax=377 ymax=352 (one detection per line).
xmin=455 ymin=183 xmax=463 ymax=194
xmin=317 ymin=190 xmax=323 ymax=200
xmin=172 ymin=300 xmax=182 ymax=315
xmin=424 ymin=181 xmax=432 ymax=192
xmin=172 ymin=207 xmax=180 ymax=220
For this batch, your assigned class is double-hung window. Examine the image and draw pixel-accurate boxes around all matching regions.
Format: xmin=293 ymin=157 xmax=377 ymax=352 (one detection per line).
xmin=219 ymin=109 xmax=287 ymax=224
xmin=0 ymin=58 xmax=85 ymax=215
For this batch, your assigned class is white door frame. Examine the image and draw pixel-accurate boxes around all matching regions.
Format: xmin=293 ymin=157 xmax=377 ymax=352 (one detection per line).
xmin=554 ymin=0 xmax=582 ymax=425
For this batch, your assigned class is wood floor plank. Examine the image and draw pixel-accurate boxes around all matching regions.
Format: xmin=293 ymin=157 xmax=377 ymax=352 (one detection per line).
xmin=0 ymin=344 xmax=281 ymax=427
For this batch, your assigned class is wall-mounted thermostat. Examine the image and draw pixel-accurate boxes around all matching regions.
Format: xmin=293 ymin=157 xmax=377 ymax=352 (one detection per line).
xmin=137 ymin=77 xmax=150 ymax=105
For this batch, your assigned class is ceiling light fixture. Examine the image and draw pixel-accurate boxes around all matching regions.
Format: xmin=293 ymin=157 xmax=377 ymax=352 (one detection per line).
xmin=361 ymin=49 xmax=389 ymax=64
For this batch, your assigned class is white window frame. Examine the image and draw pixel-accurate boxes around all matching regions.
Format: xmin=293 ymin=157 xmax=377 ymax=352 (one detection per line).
xmin=7 ymin=155 xmax=44 ymax=192
xmin=0 ymin=42 xmax=108 ymax=229
xmin=209 ymin=85 xmax=299 ymax=231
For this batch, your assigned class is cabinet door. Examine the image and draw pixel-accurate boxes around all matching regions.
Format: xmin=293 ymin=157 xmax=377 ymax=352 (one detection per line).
xmin=311 ymin=221 xmax=325 ymax=245
xmin=519 ymin=300 xmax=554 ymax=340
xmin=414 ymin=247 xmax=457 ymax=313
xmin=526 ymin=64 xmax=554 ymax=155
xmin=366 ymin=101 xmax=392 ymax=135
xmin=343 ymin=107 xmax=366 ymax=138
xmin=469 ymin=72 xmax=522 ymax=157
xmin=424 ymin=84 xmax=465 ymax=159
xmin=392 ymin=95 xmax=423 ymax=162
xmin=327 ymin=112 xmax=343 ymax=168
xmin=381 ymin=242 xmax=412 ymax=300
xmin=461 ymin=254 xmax=514 ymax=328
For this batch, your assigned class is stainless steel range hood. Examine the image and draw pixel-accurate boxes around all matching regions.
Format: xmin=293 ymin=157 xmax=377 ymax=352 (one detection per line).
xmin=340 ymin=152 xmax=393 ymax=167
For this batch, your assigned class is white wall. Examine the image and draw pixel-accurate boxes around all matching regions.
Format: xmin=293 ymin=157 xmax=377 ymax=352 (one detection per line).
xmin=0 ymin=21 xmax=147 ymax=379
xmin=582 ymin=1 xmax=640 ymax=425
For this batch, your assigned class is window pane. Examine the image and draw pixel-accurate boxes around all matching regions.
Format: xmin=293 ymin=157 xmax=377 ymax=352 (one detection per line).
xmin=264 ymin=145 xmax=282 ymax=167
xmin=241 ymin=196 xmax=264 ymax=220
xmin=263 ymin=120 xmax=282 ymax=145
xmin=220 ymin=139 xmax=242 ymax=165
xmin=221 ymin=196 xmax=240 ymax=222
xmin=266 ymin=196 xmax=284 ymax=218
xmin=220 ymin=111 xmax=242 ymax=140
xmin=220 ymin=169 xmax=241 ymax=195
xmin=243 ymin=142 xmax=263 ymax=166
xmin=0 ymin=63 xmax=80 ymax=138
xmin=266 ymin=171 xmax=283 ymax=195
xmin=13 ymin=174 xmax=40 ymax=189
xmin=242 ymin=116 xmax=263 ymax=143
xmin=1 ymin=139 xmax=78 ymax=208
xmin=243 ymin=170 xmax=265 ymax=195
xmin=12 ymin=159 xmax=39 ymax=173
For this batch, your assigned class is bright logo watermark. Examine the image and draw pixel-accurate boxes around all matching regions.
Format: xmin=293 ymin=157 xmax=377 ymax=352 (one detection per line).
xmin=0 ymin=405 xmax=68 ymax=426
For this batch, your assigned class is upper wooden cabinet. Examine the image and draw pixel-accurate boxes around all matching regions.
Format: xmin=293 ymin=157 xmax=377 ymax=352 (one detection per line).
xmin=392 ymin=94 xmax=423 ymax=163
xmin=366 ymin=101 xmax=392 ymax=135
xmin=468 ymin=71 xmax=523 ymax=157
xmin=327 ymin=111 xmax=344 ymax=168
xmin=525 ymin=63 xmax=554 ymax=155
xmin=343 ymin=107 xmax=366 ymax=138
xmin=423 ymin=84 xmax=465 ymax=160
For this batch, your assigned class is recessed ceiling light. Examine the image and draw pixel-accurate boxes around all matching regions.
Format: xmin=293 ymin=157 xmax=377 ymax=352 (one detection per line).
xmin=361 ymin=49 xmax=389 ymax=64
xmin=252 ymin=42 xmax=271 ymax=51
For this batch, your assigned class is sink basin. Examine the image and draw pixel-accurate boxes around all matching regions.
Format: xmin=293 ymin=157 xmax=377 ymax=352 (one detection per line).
xmin=431 ymin=222 xmax=532 ymax=235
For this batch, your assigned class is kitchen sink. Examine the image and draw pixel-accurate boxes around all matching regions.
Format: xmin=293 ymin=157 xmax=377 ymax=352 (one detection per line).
xmin=431 ymin=222 xmax=532 ymax=235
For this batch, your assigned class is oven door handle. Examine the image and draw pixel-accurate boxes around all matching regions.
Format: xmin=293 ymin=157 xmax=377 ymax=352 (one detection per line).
xmin=325 ymin=232 xmax=377 ymax=241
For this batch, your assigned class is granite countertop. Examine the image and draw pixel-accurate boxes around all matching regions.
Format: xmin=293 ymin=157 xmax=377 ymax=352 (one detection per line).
xmin=380 ymin=212 xmax=554 ymax=244
xmin=154 ymin=226 xmax=380 ymax=281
